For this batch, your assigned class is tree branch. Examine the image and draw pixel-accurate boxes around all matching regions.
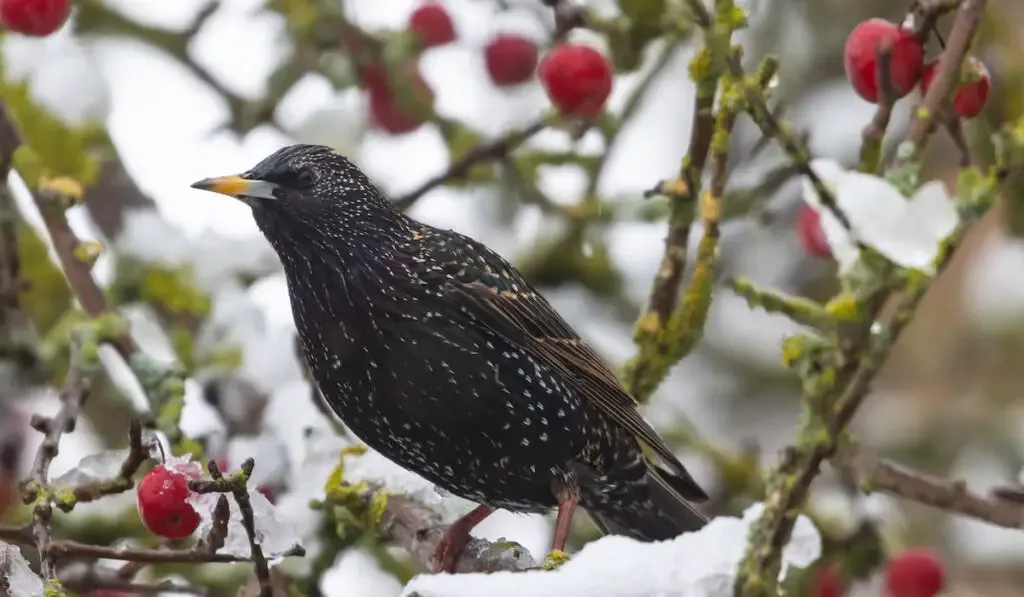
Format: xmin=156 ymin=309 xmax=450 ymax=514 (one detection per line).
xmin=392 ymin=118 xmax=549 ymax=210
xmin=362 ymin=485 xmax=538 ymax=573
xmin=841 ymin=449 xmax=1024 ymax=528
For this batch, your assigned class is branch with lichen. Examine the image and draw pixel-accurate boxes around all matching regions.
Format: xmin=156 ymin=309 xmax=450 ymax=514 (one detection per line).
xmin=620 ymin=1 xmax=751 ymax=402
xmin=734 ymin=1 xmax=994 ymax=595
xmin=314 ymin=449 xmax=537 ymax=578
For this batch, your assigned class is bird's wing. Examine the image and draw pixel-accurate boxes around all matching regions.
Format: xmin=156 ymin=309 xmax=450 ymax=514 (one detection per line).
xmin=447 ymin=280 xmax=707 ymax=500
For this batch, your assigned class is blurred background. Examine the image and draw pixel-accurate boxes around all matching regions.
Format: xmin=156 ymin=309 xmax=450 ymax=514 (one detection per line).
xmin=1 ymin=0 xmax=1023 ymax=595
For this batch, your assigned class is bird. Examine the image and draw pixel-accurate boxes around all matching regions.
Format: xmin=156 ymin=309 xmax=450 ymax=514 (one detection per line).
xmin=191 ymin=144 xmax=709 ymax=573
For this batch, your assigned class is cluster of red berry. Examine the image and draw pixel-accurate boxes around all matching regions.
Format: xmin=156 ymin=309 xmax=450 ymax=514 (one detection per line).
xmin=843 ymin=18 xmax=990 ymax=118
xmin=814 ymin=548 xmax=945 ymax=597
xmin=796 ymin=16 xmax=992 ymax=260
xmin=0 ymin=0 xmax=70 ymax=36
xmin=365 ymin=2 xmax=612 ymax=134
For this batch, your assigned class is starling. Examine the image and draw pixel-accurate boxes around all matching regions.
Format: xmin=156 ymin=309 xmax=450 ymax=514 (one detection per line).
xmin=191 ymin=144 xmax=708 ymax=572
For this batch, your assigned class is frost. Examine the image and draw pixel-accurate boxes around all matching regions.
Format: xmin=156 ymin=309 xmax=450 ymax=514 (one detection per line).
xmin=0 ymin=541 xmax=44 ymax=597
xmin=52 ymin=448 xmax=132 ymax=487
xmin=401 ymin=503 xmax=820 ymax=597
xmin=801 ymin=159 xmax=959 ymax=274
xmin=189 ymin=482 xmax=300 ymax=559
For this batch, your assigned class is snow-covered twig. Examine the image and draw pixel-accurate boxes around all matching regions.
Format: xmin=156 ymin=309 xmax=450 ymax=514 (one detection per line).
xmin=189 ymin=458 xmax=277 ymax=597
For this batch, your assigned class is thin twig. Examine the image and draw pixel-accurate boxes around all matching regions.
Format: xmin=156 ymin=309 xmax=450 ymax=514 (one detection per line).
xmin=896 ymin=0 xmax=987 ymax=167
xmin=393 ymin=119 xmax=548 ymax=210
xmin=859 ymin=40 xmax=899 ymax=172
xmin=841 ymin=448 xmax=1024 ymax=528
xmin=25 ymin=342 xmax=91 ymax=585
xmin=190 ymin=459 xmax=276 ymax=597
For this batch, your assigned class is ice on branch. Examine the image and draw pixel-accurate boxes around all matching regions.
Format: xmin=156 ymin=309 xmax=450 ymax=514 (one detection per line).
xmin=402 ymin=503 xmax=821 ymax=597
xmin=188 ymin=474 xmax=301 ymax=559
xmin=801 ymin=158 xmax=959 ymax=274
xmin=0 ymin=541 xmax=44 ymax=597
xmin=51 ymin=447 xmax=133 ymax=487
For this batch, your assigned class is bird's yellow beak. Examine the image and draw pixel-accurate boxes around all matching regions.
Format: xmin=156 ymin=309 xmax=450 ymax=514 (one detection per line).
xmin=190 ymin=175 xmax=279 ymax=201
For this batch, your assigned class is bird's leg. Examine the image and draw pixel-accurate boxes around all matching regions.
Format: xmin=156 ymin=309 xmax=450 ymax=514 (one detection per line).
xmin=432 ymin=504 xmax=495 ymax=573
xmin=551 ymin=487 xmax=580 ymax=553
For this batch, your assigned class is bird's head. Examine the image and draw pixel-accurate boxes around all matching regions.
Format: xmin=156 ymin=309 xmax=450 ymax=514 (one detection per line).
xmin=190 ymin=144 xmax=392 ymax=228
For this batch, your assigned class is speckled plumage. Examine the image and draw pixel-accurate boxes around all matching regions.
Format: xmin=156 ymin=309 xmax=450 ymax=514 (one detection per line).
xmin=200 ymin=144 xmax=708 ymax=556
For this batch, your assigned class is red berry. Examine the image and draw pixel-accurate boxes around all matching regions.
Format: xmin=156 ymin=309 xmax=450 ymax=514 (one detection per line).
xmin=920 ymin=56 xmax=990 ymax=119
xmin=407 ymin=2 xmax=455 ymax=48
xmin=812 ymin=564 xmax=846 ymax=597
xmin=0 ymin=0 xmax=70 ymax=36
xmin=539 ymin=44 xmax=613 ymax=119
xmin=368 ymin=66 xmax=434 ymax=135
xmin=484 ymin=34 xmax=539 ymax=87
xmin=137 ymin=463 xmax=202 ymax=539
xmin=843 ymin=18 xmax=924 ymax=103
xmin=797 ymin=205 xmax=831 ymax=259
xmin=884 ymin=548 xmax=945 ymax=597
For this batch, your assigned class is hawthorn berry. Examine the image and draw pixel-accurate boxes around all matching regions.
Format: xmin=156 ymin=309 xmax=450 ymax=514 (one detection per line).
xmin=843 ymin=18 xmax=924 ymax=103
xmin=884 ymin=548 xmax=945 ymax=597
xmin=539 ymin=44 xmax=612 ymax=119
xmin=797 ymin=205 xmax=831 ymax=259
xmin=484 ymin=34 xmax=539 ymax=87
xmin=137 ymin=463 xmax=202 ymax=539
xmin=811 ymin=564 xmax=846 ymax=597
xmin=920 ymin=56 xmax=990 ymax=119
xmin=367 ymin=64 xmax=434 ymax=135
xmin=407 ymin=2 xmax=455 ymax=48
xmin=0 ymin=0 xmax=71 ymax=36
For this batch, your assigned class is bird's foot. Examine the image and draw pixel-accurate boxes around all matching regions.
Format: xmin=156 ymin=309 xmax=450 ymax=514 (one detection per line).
xmin=431 ymin=525 xmax=472 ymax=573
xmin=430 ymin=504 xmax=495 ymax=574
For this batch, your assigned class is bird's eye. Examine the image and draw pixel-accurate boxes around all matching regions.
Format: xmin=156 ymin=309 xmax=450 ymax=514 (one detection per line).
xmin=298 ymin=169 xmax=317 ymax=188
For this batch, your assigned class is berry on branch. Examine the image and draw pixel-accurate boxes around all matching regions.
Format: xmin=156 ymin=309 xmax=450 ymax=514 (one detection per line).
xmin=920 ymin=56 xmax=991 ymax=119
xmin=811 ymin=563 xmax=847 ymax=597
xmin=884 ymin=548 xmax=945 ymax=597
xmin=797 ymin=205 xmax=832 ymax=259
xmin=364 ymin=62 xmax=435 ymax=135
xmin=0 ymin=0 xmax=71 ymax=37
xmin=136 ymin=462 xmax=202 ymax=540
xmin=484 ymin=34 xmax=539 ymax=87
xmin=539 ymin=44 xmax=613 ymax=119
xmin=843 ymin=18 xmax=924 ymax=103
xmin=407 ymin=2 xmax=455 ymax=48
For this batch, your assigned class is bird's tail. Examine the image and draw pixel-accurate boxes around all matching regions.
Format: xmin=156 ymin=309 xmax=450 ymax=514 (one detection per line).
xmin=585 ymin=464 xmax=709 ymax=541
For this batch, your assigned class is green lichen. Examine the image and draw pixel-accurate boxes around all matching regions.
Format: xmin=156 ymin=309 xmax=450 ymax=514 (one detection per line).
xmin=368 ymin=489 xmax=390 ymax=527
xmin=542 ymin=549 xmax=571 ymax=571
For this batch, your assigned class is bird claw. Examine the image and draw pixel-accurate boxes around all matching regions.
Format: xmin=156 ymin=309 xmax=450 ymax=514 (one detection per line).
xmin=431 ymin=526 xmax=471 ymax=573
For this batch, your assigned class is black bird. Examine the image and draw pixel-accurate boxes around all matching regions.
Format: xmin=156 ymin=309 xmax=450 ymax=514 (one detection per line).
xmin=191 ymin=144 xmax=708 ymax=572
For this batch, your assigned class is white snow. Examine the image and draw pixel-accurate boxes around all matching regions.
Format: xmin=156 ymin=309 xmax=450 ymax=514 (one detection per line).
xmin=402 ymin=503 xmax=821 ymax=597
xmin=800 ymin=159 xmax=959 ymax=274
